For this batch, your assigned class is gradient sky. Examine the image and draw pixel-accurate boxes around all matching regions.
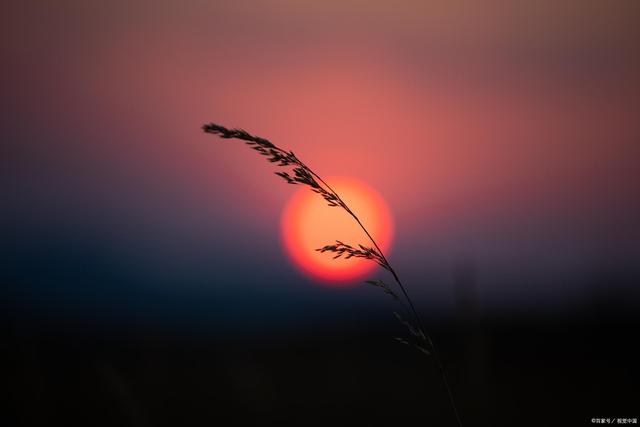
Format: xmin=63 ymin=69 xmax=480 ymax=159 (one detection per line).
xmin=2 ymin=1 xmax=640 ymax=332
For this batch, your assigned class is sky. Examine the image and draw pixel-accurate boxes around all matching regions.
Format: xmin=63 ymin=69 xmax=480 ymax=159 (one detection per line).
xmin=2 ymin=0 xmax=640 ymax=333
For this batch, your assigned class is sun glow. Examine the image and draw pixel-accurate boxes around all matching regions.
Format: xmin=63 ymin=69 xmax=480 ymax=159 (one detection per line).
xmin=281 ymin=177 xmax=394 ymax=286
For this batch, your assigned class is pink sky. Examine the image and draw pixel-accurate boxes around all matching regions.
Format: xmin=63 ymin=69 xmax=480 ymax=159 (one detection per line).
xmin=3 ymin=0 xmax=639 ymax=306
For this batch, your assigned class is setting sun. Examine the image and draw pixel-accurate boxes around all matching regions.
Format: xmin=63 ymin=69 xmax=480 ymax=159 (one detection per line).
xmin=281 ymin=177 xmax=394 ymax=285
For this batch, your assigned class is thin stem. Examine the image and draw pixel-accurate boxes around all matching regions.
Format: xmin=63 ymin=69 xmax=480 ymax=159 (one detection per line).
xmin=204 ymin=123 xmax=462 ymax=426
xmin=309 ymin=169 xmax=462 ymax=427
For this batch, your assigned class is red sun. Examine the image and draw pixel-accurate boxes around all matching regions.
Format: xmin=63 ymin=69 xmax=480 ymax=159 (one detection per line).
xmin=281 ymin=176 xmax=394 ymax=285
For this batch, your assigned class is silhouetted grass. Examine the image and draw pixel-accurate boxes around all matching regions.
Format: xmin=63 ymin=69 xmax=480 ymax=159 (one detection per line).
xmin=203 ymin=122 xmax=462 ymax=426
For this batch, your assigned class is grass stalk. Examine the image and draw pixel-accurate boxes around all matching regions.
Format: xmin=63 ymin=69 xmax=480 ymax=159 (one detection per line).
xmin=203 ymin=122 xmax=462 ymax=426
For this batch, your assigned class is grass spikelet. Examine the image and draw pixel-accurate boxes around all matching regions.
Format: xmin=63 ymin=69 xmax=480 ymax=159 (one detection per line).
xmin=203 ymin=122 xmax=463 ymax=426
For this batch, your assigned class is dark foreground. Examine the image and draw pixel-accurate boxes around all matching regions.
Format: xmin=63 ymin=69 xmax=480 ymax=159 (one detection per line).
xmin=5 ymin=308 xmax=638 ymax=427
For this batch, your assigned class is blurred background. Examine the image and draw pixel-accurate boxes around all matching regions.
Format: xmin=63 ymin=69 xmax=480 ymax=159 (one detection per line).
xmin=2 ymin=1 xmax=639 ymax=425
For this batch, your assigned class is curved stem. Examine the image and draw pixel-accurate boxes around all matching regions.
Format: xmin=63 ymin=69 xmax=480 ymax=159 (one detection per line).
xmin=310 ymin=169 xmax=462 ymax=427
xmin=204 ymin=124 xmax=462 ymax=426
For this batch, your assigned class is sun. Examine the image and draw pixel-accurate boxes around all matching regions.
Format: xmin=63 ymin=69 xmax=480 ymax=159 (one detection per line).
xmin=281 ymin=176 xmax=394 ymax=286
